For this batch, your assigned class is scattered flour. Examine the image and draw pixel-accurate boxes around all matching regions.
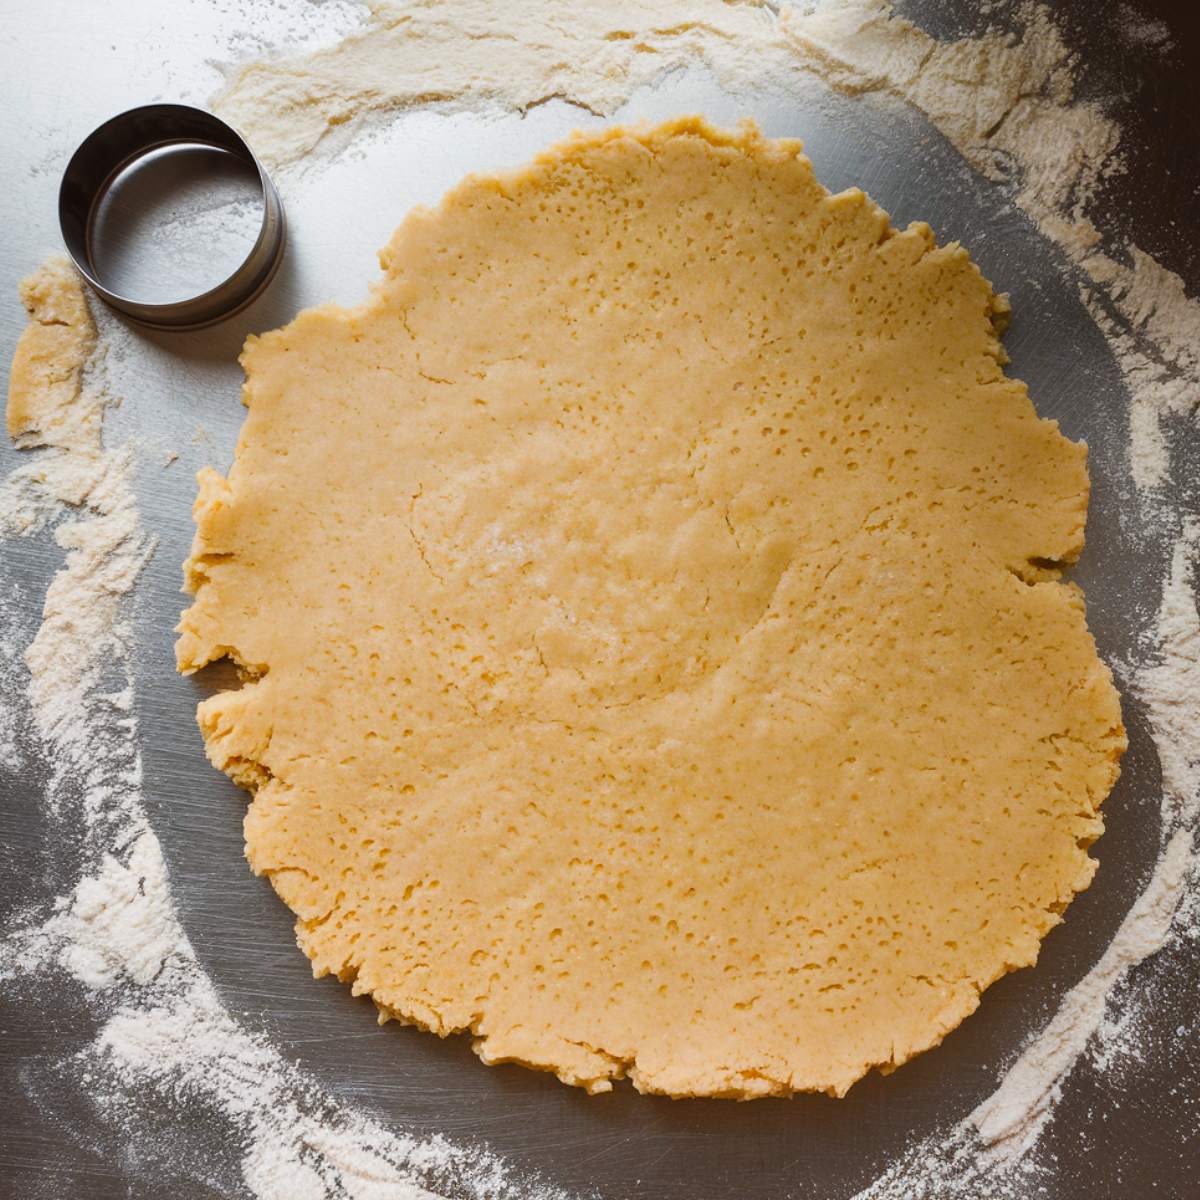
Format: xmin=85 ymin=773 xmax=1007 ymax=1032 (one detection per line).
xmin=2 ymin=1 xmax=1197 ymax=1197
xmin=849 ymin=521 xmax=1200 ymax=1199
xmin=1116 ymin=3 xmax=1174 ymax=52
xmin=1081 ymin=250 xmax=1200 ymax=491
xmin=0 ymin=262 xmax=568 ymax=1200
xmin=215 ymin=0 xmax=1199 ymax=499
xmin=970 ymin=827 xmax=1194 ymax=1153
xmin=214 ymin=0 xmax=802 ymax=169
xmin=93 ymin=179 xmax=266 ymax=306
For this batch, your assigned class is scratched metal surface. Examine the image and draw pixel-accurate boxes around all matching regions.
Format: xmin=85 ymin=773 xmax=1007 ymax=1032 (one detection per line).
xmin=1 ymin=1 xmax=1197 ymax=1197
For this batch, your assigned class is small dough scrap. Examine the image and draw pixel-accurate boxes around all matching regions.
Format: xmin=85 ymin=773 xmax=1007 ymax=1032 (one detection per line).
xmin=178 ymin=118 xmax=1125 ymax=1098
xmin=7 ymin=257 xmax=98 ymax=449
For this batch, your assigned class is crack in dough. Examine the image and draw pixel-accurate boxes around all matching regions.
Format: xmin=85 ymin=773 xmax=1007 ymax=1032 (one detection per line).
xmin=177 ymin=118 xmax=1124 ymax=1098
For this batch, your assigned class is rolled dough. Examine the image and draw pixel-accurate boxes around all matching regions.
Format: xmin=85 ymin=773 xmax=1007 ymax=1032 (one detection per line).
xmin=177 ymin=118 xmax=1125 ymax=1098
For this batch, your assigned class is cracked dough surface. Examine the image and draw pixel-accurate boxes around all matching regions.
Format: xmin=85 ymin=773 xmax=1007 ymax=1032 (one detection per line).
xmin=177 ymin=118 xmax=1125 ymax=1098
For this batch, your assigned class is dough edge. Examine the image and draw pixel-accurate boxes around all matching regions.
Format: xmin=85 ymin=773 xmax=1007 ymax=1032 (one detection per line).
xmin=176 ymin=116 xmax=1126 ymax=1099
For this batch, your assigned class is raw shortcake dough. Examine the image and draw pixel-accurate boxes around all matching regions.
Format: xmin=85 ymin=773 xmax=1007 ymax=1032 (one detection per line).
xmin=177 ymin=118 xmax=1125 ymax=1098
xmin=7 ymin=257 xmax=97 ymax=448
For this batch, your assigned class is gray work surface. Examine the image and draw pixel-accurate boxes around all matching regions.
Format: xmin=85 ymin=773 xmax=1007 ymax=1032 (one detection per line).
xmin=1 ymin=1 xmax=1197 ymax=1197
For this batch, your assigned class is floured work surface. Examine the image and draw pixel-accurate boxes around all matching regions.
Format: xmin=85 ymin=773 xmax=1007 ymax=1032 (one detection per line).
xmin=177 ymin=119 xmax=1125 ymax=1099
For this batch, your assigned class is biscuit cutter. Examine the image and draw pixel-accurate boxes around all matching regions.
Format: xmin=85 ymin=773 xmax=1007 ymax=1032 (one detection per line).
xmin=58 ymin=103 xmax=285 ymax=330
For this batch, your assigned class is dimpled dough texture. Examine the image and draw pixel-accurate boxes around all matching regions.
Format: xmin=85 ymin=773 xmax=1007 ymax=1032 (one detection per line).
xmin=177 ymin=119 xmax=1125 ymax=1099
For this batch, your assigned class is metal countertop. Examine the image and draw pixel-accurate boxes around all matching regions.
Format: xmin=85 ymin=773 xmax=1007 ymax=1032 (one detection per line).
xmin=1 ymin=1 xmax=1197 ymax=1197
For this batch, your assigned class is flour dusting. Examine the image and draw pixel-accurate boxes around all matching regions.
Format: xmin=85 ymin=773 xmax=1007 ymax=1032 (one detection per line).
xmin=214 ymin=0 xmax=801 ymax=170
xmin=2 ymin=0 xmax=1197 ymax=1196
xmin=0 ymin=262 xmax=567 ymax=1200
xmin=215 ymin=0 xmax=1199 ymax=500
xmin=213 ymin=0 xmax=1200 ymax=1193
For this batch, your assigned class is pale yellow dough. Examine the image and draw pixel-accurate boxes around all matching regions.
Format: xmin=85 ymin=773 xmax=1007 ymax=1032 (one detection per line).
xmin=7 ymin=257 xmax=97 ymax=449
xmin=177 ymin=119 xmax=1125 ymax=1098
